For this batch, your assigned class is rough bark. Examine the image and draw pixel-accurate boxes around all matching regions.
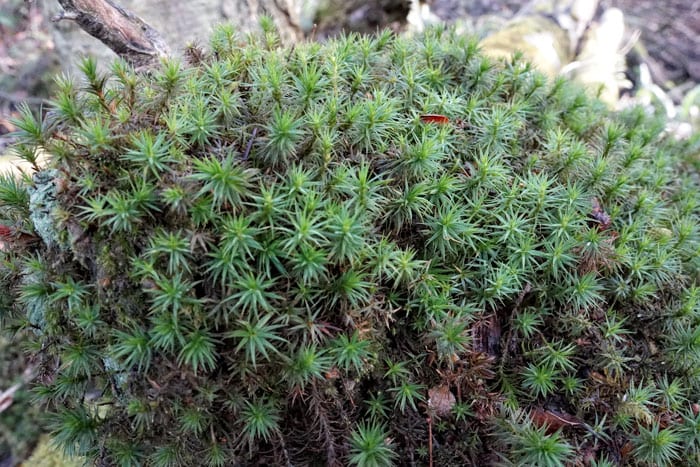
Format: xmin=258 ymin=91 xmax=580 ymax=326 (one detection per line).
xmin=48 ymin=0 xmax=304 ymax=71
xmin=53 ymin=0 xmax=170 ymax=70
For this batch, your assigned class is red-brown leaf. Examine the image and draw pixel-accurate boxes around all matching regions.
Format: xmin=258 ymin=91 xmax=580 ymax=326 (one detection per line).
xmin=0 ymin=225 xmax=12 ymax=239
xmin=428 ymin=385 xmax=456 ymax=417
xmin=420 ymin=114 xmax=450 ymax=124
xmin=530 ymin=408 xmax=583 ymax=433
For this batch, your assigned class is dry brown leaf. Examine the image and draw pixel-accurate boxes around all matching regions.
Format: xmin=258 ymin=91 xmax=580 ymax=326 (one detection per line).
xmin=428 ymin=384 xmax=456 ymax=417
xmin=530 ymin=407 xmax=583 ymax=433
xmin=620 ymin=440 xmax=634 ymax=460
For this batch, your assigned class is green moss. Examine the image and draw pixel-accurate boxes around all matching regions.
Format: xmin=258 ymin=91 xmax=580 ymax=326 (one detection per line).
xmin=0 ymin=21 xmax=699 ymax=466
xmin=22 ymin=436 xmax=83 ymax=467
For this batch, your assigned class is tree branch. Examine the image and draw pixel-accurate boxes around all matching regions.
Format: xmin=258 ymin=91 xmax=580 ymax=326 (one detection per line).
xmin=52 ymin=0 xmax=170 ymax=70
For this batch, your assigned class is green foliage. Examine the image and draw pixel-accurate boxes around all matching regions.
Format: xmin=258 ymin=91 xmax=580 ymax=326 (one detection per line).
xmin=632 ymin=421 xmax=682 ymax=466
xmin=240 ymin=398 xmax=280 ymax=444
xmin=493 ymin=411 xmax=576 ymax=466
xmin=512 ymin=425 xmax=574 ymax=467
xmin=349 ymin=422 xmax=397 ymax=467
xmin=1 ymin=21 xmax=699 ymax=466
xmin=521 ymin=363 xmax=559 ymax=399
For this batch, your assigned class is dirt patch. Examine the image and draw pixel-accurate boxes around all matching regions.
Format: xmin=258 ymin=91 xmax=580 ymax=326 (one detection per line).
xmin=428 ymin=0 xmax=698 ymax=93
xmin=610 ymin=0 xmax=699 ymax=84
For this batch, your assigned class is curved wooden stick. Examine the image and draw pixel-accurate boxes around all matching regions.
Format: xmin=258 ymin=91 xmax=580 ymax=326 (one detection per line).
xmin=52 ymin=0 xmax=170 ymax=70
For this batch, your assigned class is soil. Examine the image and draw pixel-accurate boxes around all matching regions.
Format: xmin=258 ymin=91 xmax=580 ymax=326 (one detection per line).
xmin=428 ymin=0 xmax=699 ymax=89
xmin=609 ymin=0 xmax=699 ymax=84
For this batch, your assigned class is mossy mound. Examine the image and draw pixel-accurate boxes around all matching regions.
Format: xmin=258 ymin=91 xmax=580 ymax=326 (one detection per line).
xmin=1 ymin=21 xmax=700 ymax=466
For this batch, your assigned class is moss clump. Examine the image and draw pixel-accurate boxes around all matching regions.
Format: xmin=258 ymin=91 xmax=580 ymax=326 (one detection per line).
xmin=1 ymin=21 xmax=699 ymax=466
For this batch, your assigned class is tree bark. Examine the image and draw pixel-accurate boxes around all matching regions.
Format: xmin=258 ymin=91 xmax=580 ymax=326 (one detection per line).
xmin=52 ymin=0 xmax=170 ymax=70
xmin=48 ymin=0 xmax=304 ymax=71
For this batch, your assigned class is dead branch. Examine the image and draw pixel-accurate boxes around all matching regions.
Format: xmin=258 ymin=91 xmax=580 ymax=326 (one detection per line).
xmin=52 ymin=0 xmax=170 ymax=70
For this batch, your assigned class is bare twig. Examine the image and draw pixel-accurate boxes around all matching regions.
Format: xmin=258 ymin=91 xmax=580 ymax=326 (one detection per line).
xmin=0 ymin=384 xmax=21 ymax=413
xmin=427 ymin=416 xmax=433 ymax=467
xmin=242 ymin=127 xmax=259 ymax=161
xmin=52 ymin=0 xmax=170 ymax=70
xmin=0 ymin=365 xmax=36 ymax=414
